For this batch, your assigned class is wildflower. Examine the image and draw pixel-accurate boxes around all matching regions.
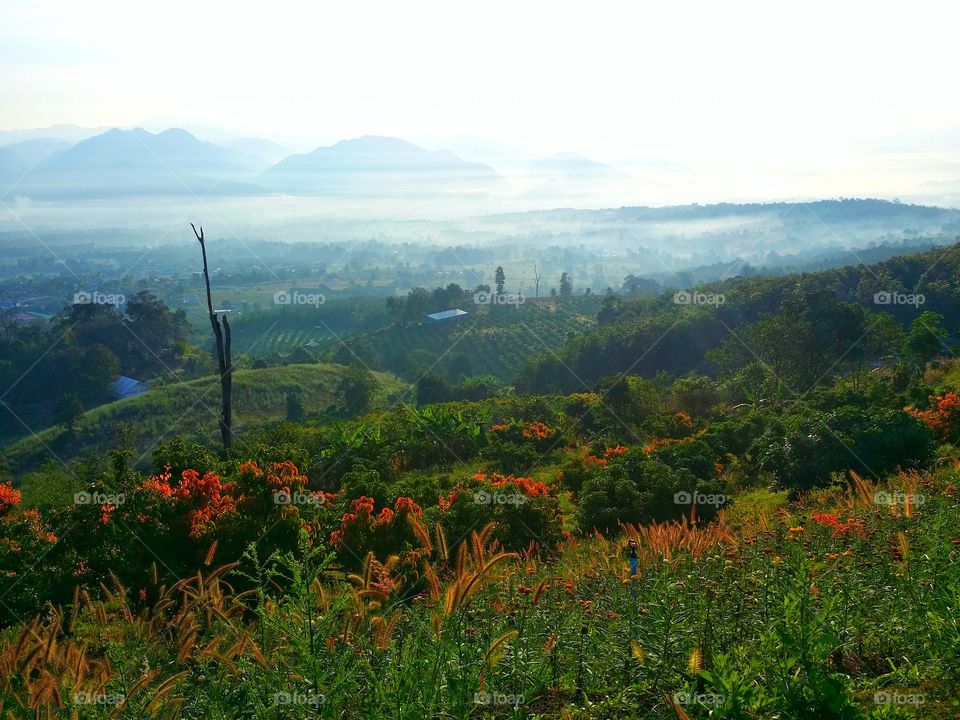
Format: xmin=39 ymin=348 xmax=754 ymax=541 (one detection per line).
xmin=521 ymin=421 xmax=553 ymax=440
xmin=393 ymin=496 xmax=423 ymax=516
xmin=238 ymin=460 xmax=263 ymax=477
xmin=811 ymin=513 xmax=863 ymax=536
xmin=0 ymin=482 xmax=22 ymax=514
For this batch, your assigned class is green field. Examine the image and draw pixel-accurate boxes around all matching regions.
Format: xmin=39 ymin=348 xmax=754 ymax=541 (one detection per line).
xmin=0 ymin=363 xmax=405 ymax=477
xmin=336 ymin=297 xmax=603 ymax=382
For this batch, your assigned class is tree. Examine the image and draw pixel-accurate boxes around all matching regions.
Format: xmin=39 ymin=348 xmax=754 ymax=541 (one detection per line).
xmin=904 ymin=311 xmax=947 ymax=368
xmin=622 ymin=275 xmax=660 ymax=298
xmin=339 ymin=366 xmax=377 ymax=415
xmin=56 ymin=393 xmax=84 ymax=432
xmin=124 ymin=290 xmax=191 ymax=371
xmin=559 ymin=272 xmax=573 ymax=298
xmin=494 ymin=266 xmax=506 ymax=295
xmin=192 ymin=223 xmax=233 ymax=451
xmin=416 ymin=373 xmax=449 ymax=405
xmin=404 ymin=287 xmax=432 ymax=323
xmin=532 ymin=263 xmax=541 ymax=298
xmin=285 ymin=391 xmax=305 ymax=421
xmin=385 ymin=296 xmax=406 ymax=327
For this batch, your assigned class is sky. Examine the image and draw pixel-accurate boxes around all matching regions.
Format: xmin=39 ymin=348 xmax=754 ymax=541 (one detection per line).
xmin=1 ymin=0 xmax=959 ymax=201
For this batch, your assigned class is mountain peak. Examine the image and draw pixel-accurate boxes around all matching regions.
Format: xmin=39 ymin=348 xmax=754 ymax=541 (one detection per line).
xmin=262 ymin=135 xmax=505 ymax=196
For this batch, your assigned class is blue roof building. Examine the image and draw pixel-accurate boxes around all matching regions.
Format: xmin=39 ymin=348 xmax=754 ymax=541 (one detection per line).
xmin=425 ymin=308 xmax=468 ymax=322
xmin=111 ymin=375 xmax=149 ymax=400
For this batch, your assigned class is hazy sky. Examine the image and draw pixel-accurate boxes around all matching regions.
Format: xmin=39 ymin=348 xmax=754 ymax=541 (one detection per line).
xmin=2 ymin=0 xmax=959 ymax=200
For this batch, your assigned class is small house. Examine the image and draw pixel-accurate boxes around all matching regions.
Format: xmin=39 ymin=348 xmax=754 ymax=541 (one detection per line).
xmin=425 ymin=309 xmax=468 ymax=323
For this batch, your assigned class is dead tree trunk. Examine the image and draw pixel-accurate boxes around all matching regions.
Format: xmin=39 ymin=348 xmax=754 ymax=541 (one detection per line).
xmin=192 ymin=223 xmax=232 ymax=450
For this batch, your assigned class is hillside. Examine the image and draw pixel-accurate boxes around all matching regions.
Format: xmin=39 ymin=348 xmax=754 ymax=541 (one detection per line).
xmin=519 ymin=240 xmax=960 ymax=392
xmin=227 ymin=299 xmax=392 ymax=361
xmin=2 ymin=242 xmax=960 ymax=717
xmin=331 ymin=296 xmax=602 ymax=383
xmin=0 ymin=363 xmax=405 ymax=475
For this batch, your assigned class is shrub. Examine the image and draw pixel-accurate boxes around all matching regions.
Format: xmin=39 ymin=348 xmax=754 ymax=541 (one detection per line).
xmin=432 ymin=472 xmax=563 ymax=553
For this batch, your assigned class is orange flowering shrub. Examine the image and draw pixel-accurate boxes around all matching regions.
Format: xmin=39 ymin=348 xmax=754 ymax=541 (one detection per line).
xmin=470 ymin=471 xmax=551 ymax=497
xmin=906 ymin=392 xmax=960 ymax=442
xmin=143 ymin=466 xmax=236 ymax=539
xmin=488 ymin=419 xmax=560 ymax=453
xmin=0 ymin=482 xmax=21 ymax=515
xmin=434 ymin=471 xmax=562 ymax=553
xmin=522 ymin=421 xmax=554 ymax=441
xmin=0 ymin=506 xmax=59 ymax=620
xmin=330 ymin=495 xmax=423 ymax=566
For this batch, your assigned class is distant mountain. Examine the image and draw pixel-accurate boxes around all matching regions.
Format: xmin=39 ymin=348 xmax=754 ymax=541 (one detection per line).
xmin=0 ymin=139 xmax=74 ymax=197
xmin=0 ymin=139 xmax=70 ymax=181
xmin=437 ymin=135 xmax=535 ymax=168
xmin=6 ymin=128 xmax=266 ymax=198
xmin=223 ymin=137 xmax=291 ymax=166
xmin=520 ymin=152 xmax=633 ymax=199
xmin=0 ymin=124 xmax=107 ymax=147
xmin=260 ymin=135 xmax=507 ymax=196
xmin=47 ymin=127 xmax=246 ymax=172
xmin=528 ymin=152 xmax=628 ymax=177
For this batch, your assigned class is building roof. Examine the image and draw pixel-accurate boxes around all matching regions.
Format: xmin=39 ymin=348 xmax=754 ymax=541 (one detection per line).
xmin=426 ymin=308 xmax=468 ymax=321
xmin=111 ymin=375 xmax=149 ymax=399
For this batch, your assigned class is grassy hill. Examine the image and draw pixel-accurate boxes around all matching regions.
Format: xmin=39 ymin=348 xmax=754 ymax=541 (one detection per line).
xmin=0 ymin=363 xmax=405 ymax=477
xmin=332 ymin=296 xmax=603 ymax=382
